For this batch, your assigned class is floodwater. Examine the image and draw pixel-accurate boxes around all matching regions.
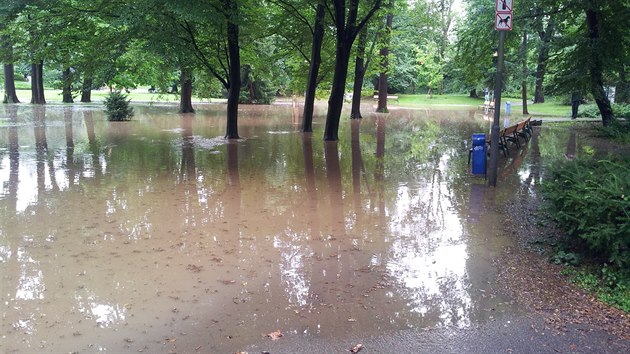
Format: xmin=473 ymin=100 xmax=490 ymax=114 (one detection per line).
xmin=0 ymin=103 xmax=569 ymax=353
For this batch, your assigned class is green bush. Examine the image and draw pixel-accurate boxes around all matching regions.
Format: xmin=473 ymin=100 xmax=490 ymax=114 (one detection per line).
xmin=578 ymin=103 xmax=630 ymax=118
xmin=542 ymin=158 xmax=630 ymax=268
xmin=562 ymin=267 xmax=630 ymax=312
xmin=104 ymin=92 xmax=134 ymax=121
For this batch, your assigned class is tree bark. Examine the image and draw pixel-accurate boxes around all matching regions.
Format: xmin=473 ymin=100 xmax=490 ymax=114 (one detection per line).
xmin=616 ymin=64 xmax=628 ymax=104
xmin=302 ymin=2 xmax=326 ymax=132
xmin=521 ymin=30 xmax=529 ymax=115
xmin=325 ymin=40 xmax=353 ymax=141
xmin=81 ymin=77 xmax=93 ymax=102
xmin=30 ymin=62 xmax=46 ymax=104
xmin=376 ymin=11 xmax=393 ymax=113
xmin=324 ymin=0 xmax=381 ymax=141
xmin=351 ymin=28 xmax=368 ymax=119
xmin=533 ymin=17 xmax=554 ymax=104
xmin=586 ymin=4 xmax=614 ymax=126
xmin=469 ymin=89 xmax=478 ymax=98
xmin=62 ymin=67 xmax=74 ymax=103
xmin=3 ymin=63 xmax=20 ymax=103
xmin=224 ymin=0 xmax=241 ymax=139
xmin=179 ymin=67 xmax=195 ymax=113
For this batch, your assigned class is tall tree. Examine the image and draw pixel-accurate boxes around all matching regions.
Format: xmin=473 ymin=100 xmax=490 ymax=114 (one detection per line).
xmin=350 ymin=27 xmax=370 ymax=118
xmin=532 ymin=6 xmax=556 ymax=104
xmin=0 ymin=1 xmax=26 ymax=104
xmin=376 ymin=1 xmax=392 ymax=113
xmin=302 ymin=1 xmax=326 ymax=132
xmin=324 ymin=0 xmax=381 ymax=141
xmin=2 ymin=48 xmax=20 ymax=103
xmin=584 ymin=1 xmax=614 ymax=125
xmin=179 ymin=65 xmax=195 ymax=113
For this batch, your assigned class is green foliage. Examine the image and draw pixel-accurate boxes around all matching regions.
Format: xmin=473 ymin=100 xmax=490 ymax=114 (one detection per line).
xmin=542 ymin=158 xmax=630 ymax=269
xmin=562 ymin=267 xmax=630 ymax=312
xmin=104 ymin=92 xmax=134 ymax=121
xmin=551 ymin=250 xmax=582 ymax=266
xmin=579 ymin=103 xmax=630 ymax=119
xmin=239 ymin=64 xmax=275 ymax=104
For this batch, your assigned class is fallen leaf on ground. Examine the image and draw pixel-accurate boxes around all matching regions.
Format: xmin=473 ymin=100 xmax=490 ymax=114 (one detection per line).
xmin=350 ymin=343 xmax=364 ymax=353
xmin=266 ymin=330 xmax=283 ymax=340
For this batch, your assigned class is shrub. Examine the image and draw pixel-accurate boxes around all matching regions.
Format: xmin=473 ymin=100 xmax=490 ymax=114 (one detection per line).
xmin=542 ymin=158 xmax=630 ymax=269
xmin=104 ymin=92 xmax=134 ymax=121
xmin=578 ymin=103 xmax=630 ymax=119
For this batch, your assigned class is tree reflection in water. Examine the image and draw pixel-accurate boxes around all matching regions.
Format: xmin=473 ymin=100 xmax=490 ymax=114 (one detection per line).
xmin=0 ymin=105 xmax=548 ymax=352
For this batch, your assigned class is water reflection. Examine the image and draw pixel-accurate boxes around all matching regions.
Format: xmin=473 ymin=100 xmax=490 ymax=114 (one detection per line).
xmin=0 ymin=104 xmax=559 ymax=352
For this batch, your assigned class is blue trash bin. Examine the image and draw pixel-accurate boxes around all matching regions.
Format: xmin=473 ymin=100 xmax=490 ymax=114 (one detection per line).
xmin=471 ymin=133 xmax=486 ymax=175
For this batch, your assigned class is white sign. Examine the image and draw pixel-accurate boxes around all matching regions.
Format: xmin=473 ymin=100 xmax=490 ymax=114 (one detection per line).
xmin=496 ymin=0 xmax=513 ymax=13
xmin=495 ymin=13 xmax=513 ymax=30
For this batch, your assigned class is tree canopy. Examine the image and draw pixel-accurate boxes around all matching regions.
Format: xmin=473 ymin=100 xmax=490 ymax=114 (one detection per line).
xmin=1 ymin=0 xmax=629 ymax=136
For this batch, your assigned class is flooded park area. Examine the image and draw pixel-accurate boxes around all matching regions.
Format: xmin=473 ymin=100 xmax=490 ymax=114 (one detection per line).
xmin=0 ymin=102 xmax=610 ymax=352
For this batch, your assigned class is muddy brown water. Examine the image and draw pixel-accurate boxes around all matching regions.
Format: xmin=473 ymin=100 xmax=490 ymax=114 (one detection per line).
xmin=0 ymin=103 xmax=578 ymax=353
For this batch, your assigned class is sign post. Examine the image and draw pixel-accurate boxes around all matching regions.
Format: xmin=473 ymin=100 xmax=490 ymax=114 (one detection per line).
xmin=488 ymin=0 xmax=512 ymax=187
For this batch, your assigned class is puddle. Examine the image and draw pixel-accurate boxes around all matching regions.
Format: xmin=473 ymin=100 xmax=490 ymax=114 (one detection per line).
xmin=0 ymin=104 xmax=572 ymax=352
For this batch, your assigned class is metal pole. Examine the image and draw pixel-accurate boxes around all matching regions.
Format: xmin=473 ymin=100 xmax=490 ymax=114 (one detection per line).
xmin=487 ymin=30 xmax=506 ymax=187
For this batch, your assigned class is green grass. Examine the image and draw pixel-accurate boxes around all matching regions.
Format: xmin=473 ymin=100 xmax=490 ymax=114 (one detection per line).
xmin=13 ymin=88 xmax=218 ymax=104
xmin=394 ymin=94 xmax=571 ymax=117
xmin=526 ymin=102 xmax=572 ymax=117
xmin=5 ymin=86 xmax=574 ymax=116
xmin=397 ymin=94 xmax=481 ymax=107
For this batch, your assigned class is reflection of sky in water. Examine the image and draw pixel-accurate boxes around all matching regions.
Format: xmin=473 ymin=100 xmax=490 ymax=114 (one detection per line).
xmin=274 ymin=229 xmax=311 ymax=307
xmin=386 ymin=179 xmax=471 ymax=328
xmin=75 ymin=294 xmax=127 ymax=328
xmin=15 ymin=247 xmax=45 ymax=300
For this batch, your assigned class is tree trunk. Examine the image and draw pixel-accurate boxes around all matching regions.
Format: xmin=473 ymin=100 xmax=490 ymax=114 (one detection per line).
xmin=376 ymin=12 xmax=393 ymax=113
xmin=81 ymin=77 xmax=93 ymax=102
xmin=224 ymin=0 xmax=241 ymax=139
xmin=179 ymin=67 xmax=195 ymax=113
xmin=30 ymin=62 xmax=46 ymax=104
xmin=533 ymin=17 xmax=554 ymax=104
xmin=616 ymin=64 xmax=628 ymax=104
xmin=469 ymin=89 xmax=478 ymax=98
xmin=521 ymin=30 xmax=529 ymax=115
xmin=324 ymin=0 xmax=381 ymax=141
xmin=302 ymin=2 xmax=326 ymax=132
xmin=586 ymin=4 xmax=614 ymax=126
xmin=351 ymin=28 xmax=368 ymax=119
xmin=62 ymin=67 xmax=73 ymax=103
xmin=3 ymin=63 xmax=20 ymax=103
xmin=64 ymin=107 xmax=74 ymax=148
xmin=324 ymin=40 xmax=352 ymax=141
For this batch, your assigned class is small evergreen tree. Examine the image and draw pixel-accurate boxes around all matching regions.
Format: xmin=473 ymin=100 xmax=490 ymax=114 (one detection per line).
xmin=104 ymin=92 xmax=134 ymax=121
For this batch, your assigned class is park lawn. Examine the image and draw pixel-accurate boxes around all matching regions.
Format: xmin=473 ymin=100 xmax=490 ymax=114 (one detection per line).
xmin=397 ymin=94 xmax=481 ymax=107
xmin=521 ymin=101 xmax=570 ymax=117
xmin=13 ymin=88 xmax=216 ymax=104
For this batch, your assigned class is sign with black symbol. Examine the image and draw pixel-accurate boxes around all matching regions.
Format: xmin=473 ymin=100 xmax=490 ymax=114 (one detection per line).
xmin=495 ymin=12 xmax=512 ymax=31
xmin=496 ymin=0 xmax=513 ymax=13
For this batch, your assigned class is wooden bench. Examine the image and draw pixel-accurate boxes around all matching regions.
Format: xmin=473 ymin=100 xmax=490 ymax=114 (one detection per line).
xmin=373 ymin=95 xmax=399 ymax=103
xmin=468 ymin=117 xmax=538 ymax=164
